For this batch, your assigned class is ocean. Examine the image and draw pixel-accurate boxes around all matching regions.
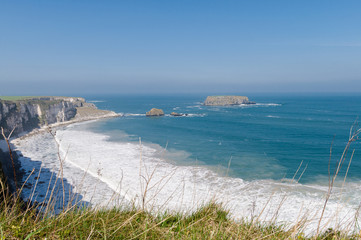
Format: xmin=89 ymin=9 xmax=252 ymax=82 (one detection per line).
xmin=87 ymin=94 xmax=361 ymax=182
xmin=14 ymin=93 xmax=361 ymax=234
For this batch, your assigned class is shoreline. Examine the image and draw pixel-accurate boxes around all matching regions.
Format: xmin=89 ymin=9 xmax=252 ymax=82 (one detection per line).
xmin=4 ymin=102 xmax=361 ymax=235
xmin=14 ymin=110 xmax=121 ymax=142
xmin=11 ymin=122 xmax=361 ymax=235
xmin=0 ymin=110 xmax=121 ymax=205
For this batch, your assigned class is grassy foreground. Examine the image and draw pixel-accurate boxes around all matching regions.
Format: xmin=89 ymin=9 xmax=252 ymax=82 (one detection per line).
xmin=0 ymin=197 xmax=286 ymax=239
xmin=1 ymin=121 xmax=361 ymax=239
xmin=0 ymin=176 xmax=359 ymax=240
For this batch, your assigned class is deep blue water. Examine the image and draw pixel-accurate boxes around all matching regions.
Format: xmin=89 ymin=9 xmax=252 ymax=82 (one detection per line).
xmin=82 ymin=94 xmax=361 ymax=184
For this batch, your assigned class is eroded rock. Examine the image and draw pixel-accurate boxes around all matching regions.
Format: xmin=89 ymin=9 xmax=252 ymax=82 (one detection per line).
xmin=146 ymin=108 xmax=164 ymax=117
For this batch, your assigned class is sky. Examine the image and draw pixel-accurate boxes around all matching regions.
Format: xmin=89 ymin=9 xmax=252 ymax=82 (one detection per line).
xmin=1 ymin=0 xmax=361 ymax=95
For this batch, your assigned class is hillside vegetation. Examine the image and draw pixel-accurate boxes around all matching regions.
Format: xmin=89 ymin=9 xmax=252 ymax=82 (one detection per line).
xmin=1 ymin=189 xmax=357 ymax=239
xmin=0 ymin=96 xmax=45 ymax=101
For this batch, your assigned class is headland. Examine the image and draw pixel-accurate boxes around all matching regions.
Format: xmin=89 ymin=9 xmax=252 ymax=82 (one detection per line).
xmin=0 ymin=96 xmax=120 ymax=192
xmin=0 ymin=96 xmax=120 ymax=137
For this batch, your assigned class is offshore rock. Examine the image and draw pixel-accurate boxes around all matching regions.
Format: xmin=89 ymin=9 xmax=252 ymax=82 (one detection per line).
xmin=170 ymin=112 xmax=187 ymax=117
xmin=146 ymin=108 xmax=164 ymax=117
xmin=204 ymin=95 xmax=255 ymax=106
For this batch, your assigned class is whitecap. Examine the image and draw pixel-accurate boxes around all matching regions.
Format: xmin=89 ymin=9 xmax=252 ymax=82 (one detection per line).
xmin=186 ymin=105 xmax=203 ymax=109
xmin=88 ymin=100 xmax=106 ymax=103
xmin=266 ymin=115 xmax=281 ymax=118
xmin=256 ymin=103 xmax=281 ymax=106
xmin=185 ymin=113 xmax=206 ymax=117
xmin=124 ymin=113 xmax=146 ymax=117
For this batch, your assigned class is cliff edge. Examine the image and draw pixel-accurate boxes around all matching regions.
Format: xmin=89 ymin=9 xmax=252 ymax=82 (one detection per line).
xmin=0 ymin=96 xmax=117 ymax=137
xmin=204 ymin=96 xmax=255 ymax=106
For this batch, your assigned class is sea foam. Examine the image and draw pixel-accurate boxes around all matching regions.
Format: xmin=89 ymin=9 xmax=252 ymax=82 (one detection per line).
xmin=13 ymin=123 xmax=361 ymax=235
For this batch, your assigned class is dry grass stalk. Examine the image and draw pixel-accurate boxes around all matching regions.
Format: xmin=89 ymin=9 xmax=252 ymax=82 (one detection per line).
xmin=1 ymin=127 xmax=17 ymax=193
xmin=2 ymin=123 xmax=361 ymax=239
xmin=317 ymin=124 xmax=361 ymax=235
xmin=47 ymin=128 xmax=67 ymax=210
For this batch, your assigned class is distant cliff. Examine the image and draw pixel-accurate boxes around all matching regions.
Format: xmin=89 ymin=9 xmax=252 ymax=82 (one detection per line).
xmin=0 ymin=96 xmax=116 ymax=137
xmin=204 ymin=96 xmax=255 ymax=106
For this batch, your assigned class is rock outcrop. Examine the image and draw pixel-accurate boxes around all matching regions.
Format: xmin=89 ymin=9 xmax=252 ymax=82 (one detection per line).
xmin=0 ymin=97 xmax=116 ymax=137
xmin=146 ymin=108 xmax=164 ymax=117
xmin=170 ymin=112 xmax=187 ymax=117
xmin=204 ymin=96 xmax=255 ymax=106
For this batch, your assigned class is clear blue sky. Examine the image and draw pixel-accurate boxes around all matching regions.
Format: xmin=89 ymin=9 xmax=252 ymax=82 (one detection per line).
xmin=1 ymin=0 xmax=361 ymax=95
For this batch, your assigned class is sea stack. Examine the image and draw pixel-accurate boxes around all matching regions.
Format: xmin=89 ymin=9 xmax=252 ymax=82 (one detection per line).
xmin=146 ymin=108 xmax=164 ymax=117
xmin=203 ymin=95 xmax=255 ymax=106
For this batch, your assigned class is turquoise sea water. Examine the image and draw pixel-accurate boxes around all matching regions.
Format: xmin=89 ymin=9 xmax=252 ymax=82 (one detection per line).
xmin=83 ymin=94 xmax=361 ymax=185
xmin=14 ymin=93 xmax=361 ymax=231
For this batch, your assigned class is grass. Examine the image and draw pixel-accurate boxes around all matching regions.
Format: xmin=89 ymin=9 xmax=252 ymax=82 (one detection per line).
xmin=0 ymin=96 xmax=75 ymax=102
xmin=0 ymin=96 xmax=43 ymax=101
xmin=1 ymin=127 xmax=361 ymax=239
xmin=0 ymin=188 xmax=359 ymax=239
xmin=0 ymin=165 xmax=287 ymax=239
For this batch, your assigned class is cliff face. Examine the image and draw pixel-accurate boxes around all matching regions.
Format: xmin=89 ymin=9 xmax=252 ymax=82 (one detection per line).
xmin=0 ymin=97 xmax=93 ymax=136
xmin=204 ymin=96 xmax=255 ymax=106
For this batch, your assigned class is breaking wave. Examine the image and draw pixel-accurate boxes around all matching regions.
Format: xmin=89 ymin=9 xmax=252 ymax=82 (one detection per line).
xmin=13 ymin=123 xmax=361 ymax=235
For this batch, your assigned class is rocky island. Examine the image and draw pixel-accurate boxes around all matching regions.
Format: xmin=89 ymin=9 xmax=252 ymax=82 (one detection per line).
xmin=146 ymin=108 xmax=164 ymax=117
xmin=204 ymin=95 xmax=255 ymax=106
